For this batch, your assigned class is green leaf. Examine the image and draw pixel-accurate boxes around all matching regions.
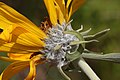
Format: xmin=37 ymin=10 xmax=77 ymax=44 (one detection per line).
xmin=82 ymin=52 xmax=120 ymax=63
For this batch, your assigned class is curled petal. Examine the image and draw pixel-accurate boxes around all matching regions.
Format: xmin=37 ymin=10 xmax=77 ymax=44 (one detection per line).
xmin=0 ymin=61 xmax=29 ymax=80
xmin=8 ymin=53 xmax=33 ymax=61
xmin=25 ymin=61 xmax=36 ymax=80
xmin=25 ymin=54 xmax=44 ymax=80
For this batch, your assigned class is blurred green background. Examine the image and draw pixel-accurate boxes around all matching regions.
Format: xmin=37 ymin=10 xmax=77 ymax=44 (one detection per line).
xmin=0 ymin=0 xmax=120 ymax=80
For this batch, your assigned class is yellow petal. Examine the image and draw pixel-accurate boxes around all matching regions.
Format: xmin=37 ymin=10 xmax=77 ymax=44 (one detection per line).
xmin=66 ymin=0 xmax=72 ymax=8
xmin=11 ymin=27 xmax=45 ymax=47
xmin=25 ymin=61 xmax=36 ymax=80
xmin=44 ymin=0 xmax=57 ymax=26
xmin=66 ymin=0 xmax=72 ymax=21
xmin=54 ymin=0 xmax=65 ymax=18
xmin=0 ymin=2 xmax=47 ymax=39
xmin=67 ymin=0 xmax=85 ymax=21
xmin=0 ymin=15 xmax=12 ymax=29
xmin=0 ymin=26 xmax=45 ymax=53
xmin=0 ymin=24 xmax=15 ymax=42
xmin=0 ymin=56 xmax=17 ymax=62
xmin=25 ymin=54 xmax=44 ymax=80
xmin=0 ymin=61 xmax=29 ymax=80
xmin=0 ymin=42 xmax=42 ymax=53
xmin=8 ymin=53 xmax=33 ymax=61
xmin=54 ymin=1 xmax=65 ymax=24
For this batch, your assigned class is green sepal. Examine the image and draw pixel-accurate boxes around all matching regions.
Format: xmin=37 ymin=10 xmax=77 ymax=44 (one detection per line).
xmin=80 ymin=28 xmax=92 ymax=36
xmin=84 ymin=29 xmax=110 ymax=40
xmin=70 ymin=40 xmax=98 ymax=45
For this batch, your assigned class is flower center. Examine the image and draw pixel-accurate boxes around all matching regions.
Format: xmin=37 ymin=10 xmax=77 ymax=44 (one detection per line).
xmin=42 ymin=23 xmax=79 ymax=67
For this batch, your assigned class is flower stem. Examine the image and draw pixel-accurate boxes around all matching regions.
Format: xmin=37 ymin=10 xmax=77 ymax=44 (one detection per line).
xmin=78 ymin=58 xmax=100 ymax=80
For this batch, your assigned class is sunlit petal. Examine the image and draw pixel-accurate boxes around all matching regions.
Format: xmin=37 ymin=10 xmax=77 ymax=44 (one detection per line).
xmin=0 ymin=42 xmax=42 ymax=53
xmin=54 ymin=0 xmax=65 ymax=22
xmin=0 ymin=2 xmax=47 ymax=39
xmin=0 ymin=2 xmax=47 ymax=53
xmin=54 ymin=1 xmax=65 ymax=24
xmin=44 ymin=0 xmax=57 ymax=26
xmin=55 ymin=0 xmax=65 ymax=14
xmin=8 ymin=53 xmax=32 ymax=61
xmin=0 ymin=26 xmax=45 ymax=50
xmin=66 ymin=0 xmax=72 ymax=8
xmin=0 ymin=24 xmax=14 ymax=42
xmin=11 ymin=27 xmax=45 ymax=47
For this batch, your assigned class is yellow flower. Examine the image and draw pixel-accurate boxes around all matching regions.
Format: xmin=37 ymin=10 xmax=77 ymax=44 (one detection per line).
xmin=0 ymin=0 xmax=85 ymax=80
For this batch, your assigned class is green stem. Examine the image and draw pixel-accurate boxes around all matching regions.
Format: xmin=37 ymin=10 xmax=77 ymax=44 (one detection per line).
xmin=78 ymin=58 xmax=101 ymax=80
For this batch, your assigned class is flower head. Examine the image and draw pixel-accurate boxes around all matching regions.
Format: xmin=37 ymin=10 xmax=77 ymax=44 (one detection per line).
xmin=0 ymin=0 xmax=85 ymax=80
xmin=42 ymin=0 xmax=85 ymax=67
